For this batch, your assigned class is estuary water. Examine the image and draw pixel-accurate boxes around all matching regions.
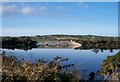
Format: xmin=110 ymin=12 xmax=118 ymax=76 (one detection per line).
xmin=1 ymin=48 xmax=119 ymax=79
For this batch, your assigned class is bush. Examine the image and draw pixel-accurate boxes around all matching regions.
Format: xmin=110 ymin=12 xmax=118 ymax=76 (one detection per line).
xmin=2 ymin=55 xmax=82 ymax=82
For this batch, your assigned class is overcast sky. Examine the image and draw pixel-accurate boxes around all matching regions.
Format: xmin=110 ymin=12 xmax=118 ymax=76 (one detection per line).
xmin=2 ymin=2 xmax=118 ymax=36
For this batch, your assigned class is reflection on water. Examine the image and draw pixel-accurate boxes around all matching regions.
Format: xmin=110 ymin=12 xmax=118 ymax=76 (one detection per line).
xmin=2 ymin=45 xmax=36 ymax=51
xmin=2 ymin=45 xmax=118 ymax=53
xmin=1 ymin=45 xmax=119 ymax=80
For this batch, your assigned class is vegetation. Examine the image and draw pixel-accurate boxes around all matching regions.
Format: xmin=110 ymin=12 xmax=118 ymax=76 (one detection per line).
xmin=1 ymin=49 xmax=120 ymax=81
xmin=98 ymin=51 xmax=120 ymax=80
xmin=2 ymin=36 xmax=37 ymax=45
xmin=1 ymin=35 xmax=120 ymax=50
xmin=74 ymin=35 xmax=119 ymax=49
xmin=2 ymin=54 xmax=83 ymax=82
xmin=1 ymin=35 xmax=120 ymax=81
xmin=2 ymin=36 xmax=37 ymax=50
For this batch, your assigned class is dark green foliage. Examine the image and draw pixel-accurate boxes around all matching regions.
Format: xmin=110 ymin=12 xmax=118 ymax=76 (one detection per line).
xmin=2 ymin=36 xmax=37 ymax=50
xmin=89 ymin=72 xmax=95 ymax=80
xmin=98 ymin=52 xmax=120 ymax=79
xmin=2 ymin=35 xmax=120 ymax=50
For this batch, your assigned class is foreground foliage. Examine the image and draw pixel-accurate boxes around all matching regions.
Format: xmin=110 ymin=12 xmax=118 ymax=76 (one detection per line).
xmin=2 ymin=55 xmax=82 ymax=82
xmin=98 ymin=52 xmax=120 ymax=80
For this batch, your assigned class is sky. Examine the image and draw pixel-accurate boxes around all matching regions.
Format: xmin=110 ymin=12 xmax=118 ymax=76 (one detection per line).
xmin=1 ymin=2 xmax=118 ymax=36
xmin=1 ymin=0 xmax=120 ymax=2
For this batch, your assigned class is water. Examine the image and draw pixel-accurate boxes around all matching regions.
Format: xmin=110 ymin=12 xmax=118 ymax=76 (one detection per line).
xmin=1 ymin=48 xmax=119 ymax=79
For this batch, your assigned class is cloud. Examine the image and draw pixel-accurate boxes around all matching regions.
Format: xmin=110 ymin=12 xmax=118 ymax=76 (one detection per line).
xmin=2 ymin=2 xmax=92 ymax=22
xmin=77 ymin=2 xmax=89 ymax=9
xmin=38 ymin=6 xmax=46 ymax=11
xmin=20 ymin=6 xmax=47 ymax=15
xmin=2 ymin=3 xmax=47 ymax=17
xmin=55 ymin=15 xmax=97 ymax=22
xmin=35 ymin=6 xmax=47 ymax=15
xmin=2 ymin=2 xmax=72 ymax=18
xmin=2 ymin=3 xmax=69 ymax=19
xmin=21 ymin=6 xmax=32 ymax=15
xmin=2 ymin=4 xmax=18 ymax=17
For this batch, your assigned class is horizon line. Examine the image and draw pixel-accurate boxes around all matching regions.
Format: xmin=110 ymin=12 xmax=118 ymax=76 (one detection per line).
xmin=1 ymin=34 xmax=119 ymax=37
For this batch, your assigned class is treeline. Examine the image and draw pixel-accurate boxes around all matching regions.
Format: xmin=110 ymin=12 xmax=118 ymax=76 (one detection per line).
xmin=1 ymin=35 xmax=120 ymax=49
xmin=1 ymin=36 xmax=37 ymax=49
xmin=74 ymin=37 xmax=120 ymax=49
xmin=34 ymin=34 xmax=119 ymax=42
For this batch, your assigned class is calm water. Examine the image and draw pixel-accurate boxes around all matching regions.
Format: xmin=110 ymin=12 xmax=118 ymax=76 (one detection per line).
xmin=1 ymin=48 xmax=119 ymax=79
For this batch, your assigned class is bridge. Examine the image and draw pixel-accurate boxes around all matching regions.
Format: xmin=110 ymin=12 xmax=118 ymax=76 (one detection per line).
xmin=36 ymin=41 xmax=81 ymax=48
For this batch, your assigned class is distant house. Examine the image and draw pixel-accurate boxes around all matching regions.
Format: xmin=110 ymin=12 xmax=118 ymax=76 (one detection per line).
xmin=36 ymin=43 xmax=45 ymax=46
xmin=92 ymin=36 xmax=95 ymax=38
